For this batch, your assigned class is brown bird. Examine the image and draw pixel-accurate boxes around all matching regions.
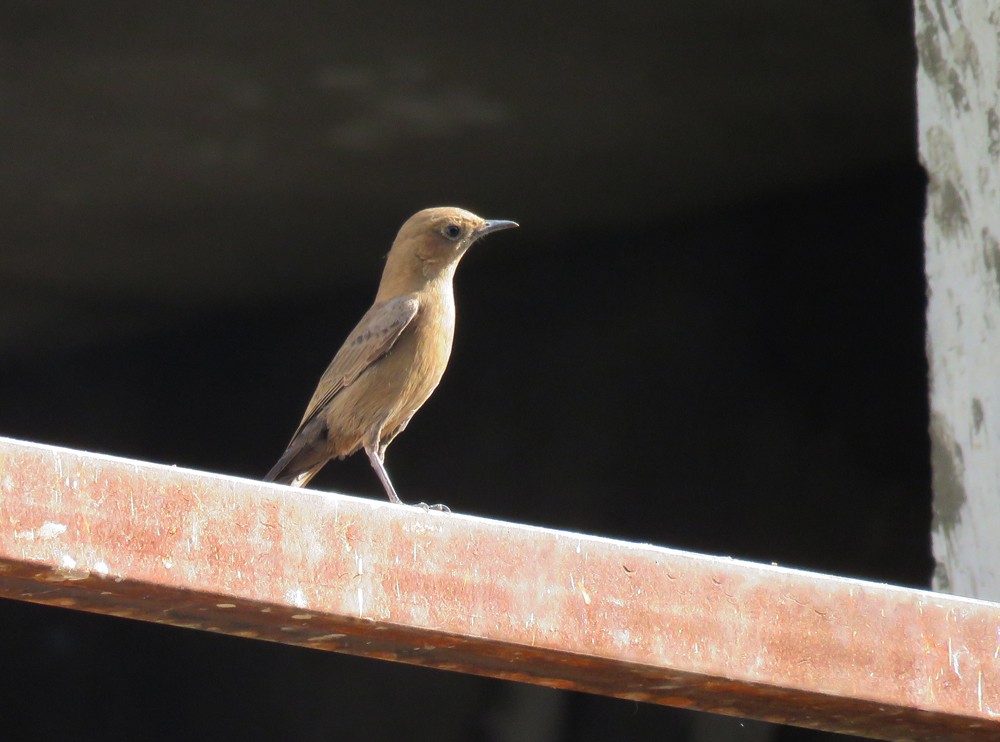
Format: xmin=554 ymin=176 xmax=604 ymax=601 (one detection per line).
xmin=264 ymin=206 xmax=518 ymax=509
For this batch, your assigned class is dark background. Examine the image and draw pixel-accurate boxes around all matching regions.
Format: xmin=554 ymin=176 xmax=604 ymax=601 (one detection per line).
xmin=0 ymin=2 xmax=929 ymax=740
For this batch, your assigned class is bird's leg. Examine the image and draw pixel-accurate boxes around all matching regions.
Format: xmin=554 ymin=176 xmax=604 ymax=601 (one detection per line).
xmin=364 ymin=443 xmax=450 ymax=513
xmin=378 ymin=419 xmax=409 ymax=455
xmin=420 ymin=500 xmax=451 ymax=513
xmin=365 ymin=445 xmax=403 ymax=505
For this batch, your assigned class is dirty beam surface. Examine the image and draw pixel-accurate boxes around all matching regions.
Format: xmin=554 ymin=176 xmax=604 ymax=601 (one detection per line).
xmin=1 ymin=436 xmax=998 ymax=740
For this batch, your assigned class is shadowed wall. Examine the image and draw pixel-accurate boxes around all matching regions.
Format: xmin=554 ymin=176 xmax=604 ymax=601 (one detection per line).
xmin=0 ymin=2 xmax=926 ymax=740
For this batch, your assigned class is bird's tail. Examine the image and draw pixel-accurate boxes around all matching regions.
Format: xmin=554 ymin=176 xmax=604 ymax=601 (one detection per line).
xmin=264 ymin=464 xmax=320 ymax=488
xmin=263 ymin=456 xmax=294 ymax=484
xmin=263 ymin=424 xmax=327 ymax=488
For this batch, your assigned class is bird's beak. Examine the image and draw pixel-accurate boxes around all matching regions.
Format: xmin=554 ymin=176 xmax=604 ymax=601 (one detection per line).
xmin=475 ymin=219 xmax=519 ymax=238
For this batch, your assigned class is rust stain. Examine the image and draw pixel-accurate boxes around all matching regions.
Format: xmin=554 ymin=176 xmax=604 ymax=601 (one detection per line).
xmin=1 ymin=436 xmax=999 ymax=740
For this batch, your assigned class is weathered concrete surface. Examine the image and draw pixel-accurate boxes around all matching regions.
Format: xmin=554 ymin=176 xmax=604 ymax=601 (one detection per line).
xmin=916 ymin=0 xmax=1000 ymax=601
xmin=1 ymin=436 xmax=998 ymax=740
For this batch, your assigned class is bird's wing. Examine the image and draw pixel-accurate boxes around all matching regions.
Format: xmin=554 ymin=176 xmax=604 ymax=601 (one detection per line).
xmin=290 ymin=294 xmax=420 ymax=441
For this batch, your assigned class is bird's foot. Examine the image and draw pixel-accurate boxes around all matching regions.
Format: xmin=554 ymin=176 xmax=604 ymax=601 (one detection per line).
xmin=416 ymin=501 xmax=451 ymax=513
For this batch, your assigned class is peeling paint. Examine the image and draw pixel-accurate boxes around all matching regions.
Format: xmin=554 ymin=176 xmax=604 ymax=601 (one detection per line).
xmin=925 ymin=128 xmax=969 ymax=237
xmin=983 ymin=228 xmax=1000 ymax=295
xmin=930 ymin=412 xmax=967 ymax=542
xmin=38 ymin=522 xmax=66 ymax=540
xmin=916 ymin=1 xmax=947 ymax=85
xmin=988 ymin=108 xmax=1000 ymax=160
xmin=306 ymin=633 xmax=346 ymax=643
xmin=285 ymin=587 xmax=308 ymax=609
xmin=972 ymin=398 xmax=985 ymax=434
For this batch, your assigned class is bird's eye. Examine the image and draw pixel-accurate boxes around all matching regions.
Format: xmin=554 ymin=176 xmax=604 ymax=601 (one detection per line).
xmin=442 ymin=224 xmax=462 ymax=240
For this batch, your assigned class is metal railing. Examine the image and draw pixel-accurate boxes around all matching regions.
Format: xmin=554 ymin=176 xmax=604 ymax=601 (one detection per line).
xmin=1 ymin=436 xmax=997 ymax=740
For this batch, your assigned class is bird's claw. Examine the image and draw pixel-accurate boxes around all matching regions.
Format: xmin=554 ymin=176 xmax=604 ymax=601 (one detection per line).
xmin=416 ymin=501 xmax=451 ymax=513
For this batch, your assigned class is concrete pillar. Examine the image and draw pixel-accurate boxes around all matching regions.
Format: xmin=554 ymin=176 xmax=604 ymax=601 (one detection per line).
xmin=916 ymin=0 xmax=1000 ymax=600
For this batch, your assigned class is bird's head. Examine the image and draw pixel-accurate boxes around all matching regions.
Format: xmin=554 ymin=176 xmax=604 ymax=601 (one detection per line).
xmin=384 ymin=207 xmax=518 ymax=287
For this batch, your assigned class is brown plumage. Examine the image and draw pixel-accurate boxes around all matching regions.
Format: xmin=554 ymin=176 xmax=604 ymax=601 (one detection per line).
xmin=264 ymin=207 xmax=518 ymax=509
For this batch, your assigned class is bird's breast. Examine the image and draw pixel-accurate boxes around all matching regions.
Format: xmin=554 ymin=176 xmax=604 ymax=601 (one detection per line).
xmin=365 ymin=288 xmax=455 ymax=426
xmin=399 ymin=290 xmax=455 ymax=397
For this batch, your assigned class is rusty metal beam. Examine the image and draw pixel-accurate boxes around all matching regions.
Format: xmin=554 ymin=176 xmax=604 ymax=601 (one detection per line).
xmin=0 ymin=436 xmax=997 ymax=740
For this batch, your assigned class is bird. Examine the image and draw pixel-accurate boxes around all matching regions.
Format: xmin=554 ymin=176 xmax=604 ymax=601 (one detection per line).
xmin=264 ymin=206 xmax=518 ymax=510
